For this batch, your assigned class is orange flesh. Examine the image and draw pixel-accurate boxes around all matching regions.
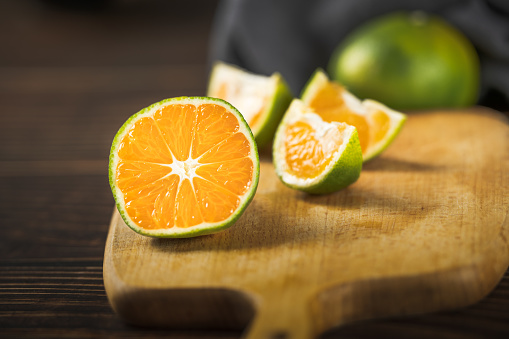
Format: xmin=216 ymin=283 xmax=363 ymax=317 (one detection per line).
xmin=214 ymin=83 xmax=266 ymax=131
xmin=115 ymin=103 xmax=254 ymax=230
xmin=371 ymin=109 xmax=391 ymax=143
xmin=308 ymin=83 xmax=389 ymax=154
xmin=284 ymin=120 xmax=344 ymax=179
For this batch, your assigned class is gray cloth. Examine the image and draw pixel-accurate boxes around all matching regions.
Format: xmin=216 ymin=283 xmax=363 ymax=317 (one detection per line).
xmin=209 ymin=0 xmax=509 ymax=109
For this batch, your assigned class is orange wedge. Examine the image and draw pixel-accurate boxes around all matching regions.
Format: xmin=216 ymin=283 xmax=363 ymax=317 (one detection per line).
xmin=301 ymin=70 xmax=406 ymax=161
xmin=273 ymin=100 xmax=363 ymax=194
xmin=109 ymin=97 xmax=259 ymax=238
xmin=207 ymin=62 xmax=293 ymax=148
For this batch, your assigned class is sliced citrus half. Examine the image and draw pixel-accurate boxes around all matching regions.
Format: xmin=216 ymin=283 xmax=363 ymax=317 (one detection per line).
xmin=301 ymin=69 xmax=406 ymax=162
xmin=273 ymin=99 xmax=362 ymax=194
xmin=207 ymin=61 xmax=293 ymax=148
xmin=109 ymin=97 xmax=259 ymax=238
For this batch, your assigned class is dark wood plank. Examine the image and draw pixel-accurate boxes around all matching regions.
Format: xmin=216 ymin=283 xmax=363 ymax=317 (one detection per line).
xmin=0 ymin=0 xmax=217 ymax=67
xmin=0 ymin=86 xmax=204 ymax=162
xmin=0 ymin=0 xmax=212 ymax=163
xmin=0 ymin=176 xmax=112 ymax=259
xmin=0 ymin=259 xmax=241 ymax=339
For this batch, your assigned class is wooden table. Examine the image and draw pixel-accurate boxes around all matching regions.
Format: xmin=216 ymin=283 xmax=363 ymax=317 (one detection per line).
xmin=1 ymin=1 xmax=508 ymax=338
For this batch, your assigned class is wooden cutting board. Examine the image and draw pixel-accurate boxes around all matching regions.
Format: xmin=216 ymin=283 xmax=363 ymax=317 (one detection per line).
xmin=104 ymin=109 xmax=509 ymax=339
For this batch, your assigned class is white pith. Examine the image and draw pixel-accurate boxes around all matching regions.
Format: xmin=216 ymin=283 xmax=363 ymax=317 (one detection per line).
xmin=274 ymin=99 xmax=356 ymax=187
xmin=158 ymin=155 xmax=207 ymax=183
xmin=208 ymin=62 xmax=277 ymax=132
xmin=111 ymin=98 xmax=258 ymax=236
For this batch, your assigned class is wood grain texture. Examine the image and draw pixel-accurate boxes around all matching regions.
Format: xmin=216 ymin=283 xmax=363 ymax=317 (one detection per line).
xmin=104 ymin=109 xmax=509 ymax=338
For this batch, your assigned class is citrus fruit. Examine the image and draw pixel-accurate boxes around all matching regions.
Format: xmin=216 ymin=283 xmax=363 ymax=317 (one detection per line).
xmin=207 ymin=61 xmax=293 ymax=148
xmin=273 ymin=99 xmax=362 ymax=194
xmin=328 ymin=11 xmax=480 ymax=110
xmin=109 ymin=97 xmax=260 ymax=238
xmin=301 ymin=69 xmax=406 ymax=162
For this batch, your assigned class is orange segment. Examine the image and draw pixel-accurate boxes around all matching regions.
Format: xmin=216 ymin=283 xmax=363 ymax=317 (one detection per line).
xmin=117 ymin=117 xmax=173 ymax=164
xmin=152 ymin=175 xmax=179 ymax=229
xmin=123 ymin=175 xmax=179 ymax=230
xmin=199 ymin=132 xmax=251 ymax=164
xmin=191 ymin=104 xmax=240 ymax=158
xmin=193 ymin=177 xmax=240 ymax=223
xmin=116 ymin=161 xmax=172 ymax=193
xmin=195 ymin=157 xmax=254 ymax=195
xmin=308 ymin=82 xmax=345 ymax=111
xmin=284 ymin=119 xmax=344 ymax=179
xmin=371 ymin=109 xmax=391 ymax=143
xmin=154 ymin=104 xmax=196 ymax=161
xmin=175 ymin=179 xmax=203 ymax=228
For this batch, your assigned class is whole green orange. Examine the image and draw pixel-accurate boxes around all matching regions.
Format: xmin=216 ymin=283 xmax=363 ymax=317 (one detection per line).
xmin=328 ymin=11 xmax=480 ymax=110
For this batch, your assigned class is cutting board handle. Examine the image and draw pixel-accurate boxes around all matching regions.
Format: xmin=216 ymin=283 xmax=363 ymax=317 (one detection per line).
xmin=243 ymin=294 xmax=315 ymax=339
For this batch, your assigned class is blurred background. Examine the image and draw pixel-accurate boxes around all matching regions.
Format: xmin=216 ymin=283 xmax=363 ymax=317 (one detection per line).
xmin=1 ymin=0 xmax=508 ymax=338
xmin=211 ymin=0 xmax=509 ymax=111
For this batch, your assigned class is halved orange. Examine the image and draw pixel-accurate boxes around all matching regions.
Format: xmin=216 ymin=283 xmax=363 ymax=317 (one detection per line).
xmin=109 ymin=97 xmax=259 ymax=238
xmin=301 ymin=69 xmax=406 ymax=162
